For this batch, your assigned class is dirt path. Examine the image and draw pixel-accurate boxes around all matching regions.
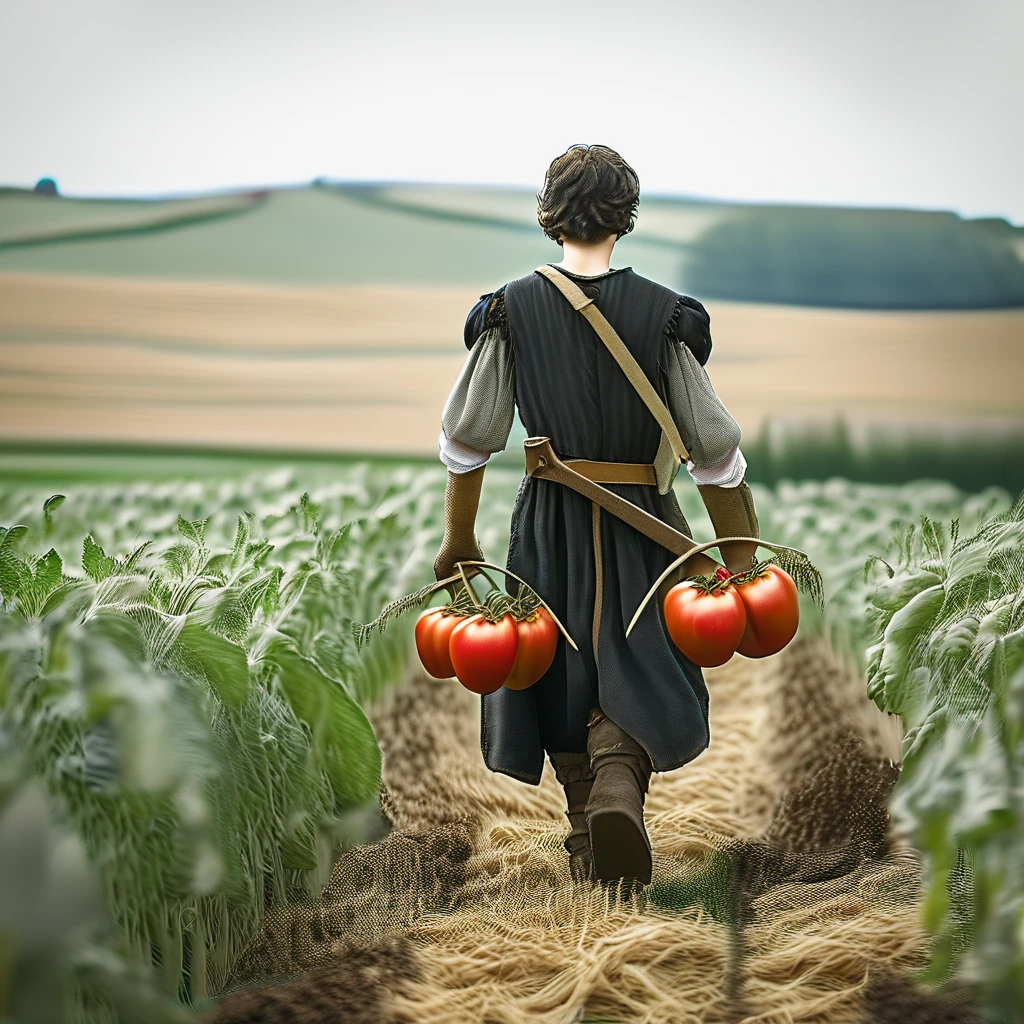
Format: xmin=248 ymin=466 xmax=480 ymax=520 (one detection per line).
xmin=207 ymin=634 xmax=964 ymax=1024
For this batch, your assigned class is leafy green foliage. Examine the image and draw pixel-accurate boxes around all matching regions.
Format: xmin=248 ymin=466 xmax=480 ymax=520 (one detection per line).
xmin=862 ymin=492 xmax=1024 ymax=1017
xmin=0 ymin=751 xmax=191 ymax=1024
xmin=0 ymin=465 xmax=460 ymax=1014
xmin=1 ymin=461 xmax=1019 ymax=1021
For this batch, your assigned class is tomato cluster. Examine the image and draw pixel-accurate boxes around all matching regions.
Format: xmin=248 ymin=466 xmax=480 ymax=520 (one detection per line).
xmin=415 ymin=561 xmax=799 ymax=690
xmin=663 ymin=562 xmax=800 ymax=667
xmin=415 ymin=604 xmax=559 ymax=694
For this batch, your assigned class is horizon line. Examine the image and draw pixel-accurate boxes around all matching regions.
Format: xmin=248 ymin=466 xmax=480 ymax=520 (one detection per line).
xmin=3 ymin=177 xmax=1019 ymax=228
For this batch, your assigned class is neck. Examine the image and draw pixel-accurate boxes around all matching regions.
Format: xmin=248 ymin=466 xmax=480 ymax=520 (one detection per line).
xmin=558 ymin=234 xmax=617 ymax=276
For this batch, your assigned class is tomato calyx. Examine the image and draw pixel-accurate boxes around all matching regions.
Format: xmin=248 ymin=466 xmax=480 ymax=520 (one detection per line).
xmin=354 ymin=557 xmax=580 ymax=657
xmin=685 ymin=572 xmax=735 ymax=596
xmin=729 ymin=558 xmax=777 ymax=588
xmin=475 ymin=587 xmax=517 ymax=623
xmin=455 ymin=564 xmax=550 ymax=626
xmin=477 ymin=589 xmax=549 ymax=624
xmin=440 ymin=585 xmax=479 ymax=617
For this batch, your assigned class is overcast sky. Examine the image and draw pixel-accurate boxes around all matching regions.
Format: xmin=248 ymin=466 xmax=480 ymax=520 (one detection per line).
xmin=3 ymin=0 xmax=1021 ymax=223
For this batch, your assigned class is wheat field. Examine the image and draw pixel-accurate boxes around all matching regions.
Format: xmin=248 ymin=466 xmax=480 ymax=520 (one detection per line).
xmin=2 ymin=272 xmax=1022 ymax=455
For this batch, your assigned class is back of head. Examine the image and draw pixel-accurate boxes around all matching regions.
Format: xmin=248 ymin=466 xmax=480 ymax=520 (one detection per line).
xmin=536 ymin=144 xmax=640 ymax=245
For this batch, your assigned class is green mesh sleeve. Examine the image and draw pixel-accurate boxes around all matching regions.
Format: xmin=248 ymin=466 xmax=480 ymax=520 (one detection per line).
xmin=441 ymin=324 xmax=516 ymax=455
xmin=661 ymin=335 xmax=742 ymax=468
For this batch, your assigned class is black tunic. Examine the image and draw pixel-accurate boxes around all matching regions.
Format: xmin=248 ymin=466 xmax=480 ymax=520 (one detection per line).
xmin=443 ymin=264 xmax=743 ymax=786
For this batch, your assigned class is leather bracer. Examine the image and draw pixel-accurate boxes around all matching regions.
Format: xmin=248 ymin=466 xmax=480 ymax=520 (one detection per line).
xmin=696 ymin=479 xmax=760 ymax=576
xmin=433 ymin=466 xmax=486 ymax=588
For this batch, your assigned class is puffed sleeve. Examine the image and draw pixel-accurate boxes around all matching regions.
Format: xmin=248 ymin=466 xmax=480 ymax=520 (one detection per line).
xmin=660 ymin=325 xmax=744 ymax=481
xmin=463 ymin=292 xmax=494 ymax=351
xmin=667 ymin=295 xmax=713 ymax=366
xmin=438 ymin=293 xmax=515 ymax=471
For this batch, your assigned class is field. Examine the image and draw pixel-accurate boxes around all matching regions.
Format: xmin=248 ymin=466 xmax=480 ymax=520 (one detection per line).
xmin=2 ymin=461 xmax=1022 ymax=1022
xmin=3 ymin=183 xmax=1022 ymax=491
xmin=2 ymin=182 xmax=1024 ymax=1022
xmin=2 ymin=272 xmax=1023 ymax=466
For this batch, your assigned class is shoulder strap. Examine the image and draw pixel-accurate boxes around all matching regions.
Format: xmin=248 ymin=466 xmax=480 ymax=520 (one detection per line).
xmin=535 ymin=265 xmax=690 ymax=479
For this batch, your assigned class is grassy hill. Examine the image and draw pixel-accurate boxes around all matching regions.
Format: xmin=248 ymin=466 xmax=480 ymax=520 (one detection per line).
xmin=2 ymin=180 xmax=1023 ymax=491
xmin=1 ymin=182 xmax=1022 ymax=308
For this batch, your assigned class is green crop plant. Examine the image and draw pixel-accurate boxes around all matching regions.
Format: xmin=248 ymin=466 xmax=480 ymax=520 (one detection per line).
xmin=0 ymin=461 xmax=1019 ymax=1021
xmin=0 ymin=749 xmax=191 ymax=1024
xmin=862 ymin=491 xmax=1024 ymax=1019
xmin=0 ymin=465 xmax=464 ymax=1016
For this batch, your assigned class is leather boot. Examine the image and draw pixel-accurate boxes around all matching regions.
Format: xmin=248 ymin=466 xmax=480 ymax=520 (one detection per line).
xmin=586 ymin=711 xmax=654 ymax=885
xmin=548 ymin=751 xmax=595 ymax=883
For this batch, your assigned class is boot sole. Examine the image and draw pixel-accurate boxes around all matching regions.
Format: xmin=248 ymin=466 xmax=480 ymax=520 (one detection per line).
xmin=588 ymin=808 xmax=652 ymax=885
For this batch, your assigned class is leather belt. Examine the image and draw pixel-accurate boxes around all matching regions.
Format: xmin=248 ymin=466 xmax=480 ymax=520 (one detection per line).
xmin=525 ymin=436 xmax=720 ymax=574
xmin=525 ymin=436 xmax=714 ymax=564
xmin=523 ymin=436 xmax=722 ymax=655
xmin=563 ymin=458 xmax=657 ymax=486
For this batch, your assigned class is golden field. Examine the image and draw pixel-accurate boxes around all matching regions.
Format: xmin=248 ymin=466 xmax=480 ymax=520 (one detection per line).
xmin=2 ymin=272 xmax=1022 ymax=456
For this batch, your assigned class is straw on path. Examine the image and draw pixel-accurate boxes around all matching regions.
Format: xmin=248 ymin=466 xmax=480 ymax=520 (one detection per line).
xmin=209 ymin=635 xmax=972 ymax=1024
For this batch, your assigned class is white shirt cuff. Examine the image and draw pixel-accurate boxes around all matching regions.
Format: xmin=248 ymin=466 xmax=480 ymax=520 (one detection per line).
xmin=438 ymin=428 xmax=491 ymax=473
xmin=686 ymin=445 xmax=746 ymax=487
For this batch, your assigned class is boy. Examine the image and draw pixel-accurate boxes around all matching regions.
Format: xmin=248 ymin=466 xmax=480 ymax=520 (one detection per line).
xmin=433 ymin=144 xmax=759 ymax=886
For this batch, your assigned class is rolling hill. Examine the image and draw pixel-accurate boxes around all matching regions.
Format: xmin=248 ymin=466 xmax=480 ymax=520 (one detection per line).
xmin=2 ymin=182 xmax=1022 ymax=308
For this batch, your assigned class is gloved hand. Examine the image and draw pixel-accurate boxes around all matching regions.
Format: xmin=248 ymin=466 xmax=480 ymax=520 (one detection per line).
xmin=696 ymin=479 xmax=760 ymax=577
xmin=433 ymin=466 xmax=486 ymax=594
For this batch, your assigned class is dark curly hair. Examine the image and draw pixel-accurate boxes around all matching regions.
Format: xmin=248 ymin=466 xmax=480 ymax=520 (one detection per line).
xmin=536 ymin=144 xmax=640 ymax=245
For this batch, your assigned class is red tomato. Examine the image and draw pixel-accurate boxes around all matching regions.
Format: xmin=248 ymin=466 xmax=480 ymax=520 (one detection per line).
xmin=663 ymin=581 xmax=746 ymax=667
xmin=503 ymin=608 xmax=559 ymax=690
xmin=734 ymin=565 xmax=799 ymax=658
xmin=414 ymin=608 xmax=465 ymax=679
xmin=449 ymin=613 xmax=520 ymax=694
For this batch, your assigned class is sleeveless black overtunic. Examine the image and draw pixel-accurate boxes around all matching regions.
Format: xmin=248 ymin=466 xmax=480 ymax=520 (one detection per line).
xmin=481 ymin=266 xmax=711 ymax=785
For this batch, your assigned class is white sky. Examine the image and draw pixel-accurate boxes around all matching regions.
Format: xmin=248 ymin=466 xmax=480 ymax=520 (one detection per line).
xmin=2 ymin=0 xmax=1021 ymax=223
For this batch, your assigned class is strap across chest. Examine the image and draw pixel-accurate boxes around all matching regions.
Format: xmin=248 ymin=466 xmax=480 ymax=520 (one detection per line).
xmin=534 ymin=264 xmax=690 ymax=485
xmin=524 ymin=266 xmax=718 ymax=576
